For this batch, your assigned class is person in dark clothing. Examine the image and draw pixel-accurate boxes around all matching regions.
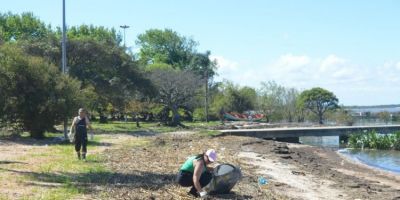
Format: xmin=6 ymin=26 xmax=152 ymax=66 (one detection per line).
xmin=70 ymin=108 xmax=93 ymax=161
xmin=176 ymin=149 xmax=217 ymax=198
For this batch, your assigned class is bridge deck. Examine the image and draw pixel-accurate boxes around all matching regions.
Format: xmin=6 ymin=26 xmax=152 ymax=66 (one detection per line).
xmin=219 ymin=125 xmax=400 ymax=138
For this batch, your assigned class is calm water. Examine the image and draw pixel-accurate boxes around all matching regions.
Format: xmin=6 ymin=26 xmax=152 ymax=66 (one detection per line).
xmin=300 ymin=136 xmax=400 ymax=174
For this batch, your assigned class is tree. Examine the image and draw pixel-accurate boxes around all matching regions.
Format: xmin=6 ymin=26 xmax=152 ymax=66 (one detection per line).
xmin=326 ymin=108 xmax=354 ymax=126
xmin=298 ymin=87 xmax=339 ymax=124
xmin=209 ymin=81 xmax=257 ymax=115
xmin=17 ymin=24 xmax=154 ymax=120
xmin=136 ymin=29 xmax=197 ymax=69
xmin=136 ymin=29 xmax=217 ymax=77
xmin=0 ymin=12 xmax=50 ymax=42
xmin=149 ymin=68 xmax=202 ymax=126
xmin=257 ymin=81 xmax=285 ymax=122
xmin=283 ymin=88 xmax=299 ymax=122
xmin=377 ymin=111 xmax=391 ymax=124
xmin=0 ymin=44 xmax=87 ymax=138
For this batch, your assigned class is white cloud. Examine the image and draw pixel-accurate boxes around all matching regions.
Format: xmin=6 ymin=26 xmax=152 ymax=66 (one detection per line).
xmin=210 ymin=55 xmax=239 ymax=72
xmin=275 ymin=54 xmax=310 ymax=70
xmin=212 ymin=54 xmax=400 ymax=105
xmin=320 ymin=54 xmax=346 ymax=72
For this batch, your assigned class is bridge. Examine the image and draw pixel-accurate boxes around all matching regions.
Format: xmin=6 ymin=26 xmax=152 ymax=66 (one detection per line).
xmin=219 ymin=125 xmax=400 ymax=142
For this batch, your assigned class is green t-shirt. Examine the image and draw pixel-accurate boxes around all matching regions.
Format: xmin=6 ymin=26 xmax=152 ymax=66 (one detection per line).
xmin=180 ymin=156 xmax=206 ymax=173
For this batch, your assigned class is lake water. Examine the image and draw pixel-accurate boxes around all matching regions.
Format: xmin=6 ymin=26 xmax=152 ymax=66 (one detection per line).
xmin=300 ymin=136 xmax=400 ymax=174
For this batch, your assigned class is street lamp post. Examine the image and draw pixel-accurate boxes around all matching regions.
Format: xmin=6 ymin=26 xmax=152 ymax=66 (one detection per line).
xmin=62 ymin=0 xmax=67 ymax=73
xmin=62 ymin=0 xmax=68 ymax=139
xmin=120 ymin=25 xmax=130 ymax=47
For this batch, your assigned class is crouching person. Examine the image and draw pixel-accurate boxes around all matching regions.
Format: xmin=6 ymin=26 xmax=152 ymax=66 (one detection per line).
xmin=176 ymin=149 xmax=217 ymax=198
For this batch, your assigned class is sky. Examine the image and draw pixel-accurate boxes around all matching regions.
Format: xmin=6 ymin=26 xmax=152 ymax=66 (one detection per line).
xmin=2 ymin=0 xmax=400 ymax=106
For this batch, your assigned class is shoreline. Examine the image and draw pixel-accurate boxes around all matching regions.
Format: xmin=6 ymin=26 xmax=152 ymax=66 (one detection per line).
xmin=239 ymin=137 xmax=400 ymax=200
xmin=337 ymin=149 xmax=400 ymax=177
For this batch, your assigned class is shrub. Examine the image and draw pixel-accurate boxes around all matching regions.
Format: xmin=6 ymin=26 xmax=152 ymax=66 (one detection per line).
xmin=348 ymin=131 xmax=399 ymax=150
xmin=0 ymin=44 xmax=86 ymax=138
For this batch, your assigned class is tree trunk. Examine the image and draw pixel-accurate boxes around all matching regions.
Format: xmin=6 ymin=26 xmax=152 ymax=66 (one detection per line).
xmin=171 ymin=105 xmax=180 ymax=126
xmin=319 ymin=113 xmax=324 ymax=124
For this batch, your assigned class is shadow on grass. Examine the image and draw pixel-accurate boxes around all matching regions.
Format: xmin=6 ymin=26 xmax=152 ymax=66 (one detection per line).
xmin=0 ymin=160 xmax=27 ymax=165
xmin=0 ymin=135 xmax=114 ymax=147
xmin=94 ymin=129 xmax=162 ymax=137
xmin=0 ymin=167 xmax=176 ymax=192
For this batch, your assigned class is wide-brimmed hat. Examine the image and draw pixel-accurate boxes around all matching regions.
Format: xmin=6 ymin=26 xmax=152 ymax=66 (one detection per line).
xmin=206 ymin=149 xmax=217 ymax=162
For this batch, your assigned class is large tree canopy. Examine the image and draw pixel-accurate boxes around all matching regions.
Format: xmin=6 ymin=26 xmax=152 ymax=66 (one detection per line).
xmin=149 ymin=68 xmax=202 ymax=125
xmin=0 ymin=12 xmax=50 ymax=42
xmin=136 ymin=28 xmax=197 ymax=68
xmin=298 ymin=87 xmax=339 ymax=124
xmin=210 ymin=81 xmax=257 ymax=114
xmin=136 ymin=29 xmax=216 ymax=78
xmin=0 ymin=12 xmax=157 ymax=120
xmin=0 ymin=44 xmax=87 ymax=138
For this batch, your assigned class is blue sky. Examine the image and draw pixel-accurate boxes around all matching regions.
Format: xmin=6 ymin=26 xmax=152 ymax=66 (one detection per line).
xmin=2 ymin=0 xmax=400 ymax=106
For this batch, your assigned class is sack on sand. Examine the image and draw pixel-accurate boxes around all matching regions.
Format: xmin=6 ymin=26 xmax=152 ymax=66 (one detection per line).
xmin=204 ymin=163 xmax=242 ymax=194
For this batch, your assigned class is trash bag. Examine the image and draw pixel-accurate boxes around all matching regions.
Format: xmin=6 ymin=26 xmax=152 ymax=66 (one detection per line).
xmin=204 ymin=163 xmax=242 ymax=194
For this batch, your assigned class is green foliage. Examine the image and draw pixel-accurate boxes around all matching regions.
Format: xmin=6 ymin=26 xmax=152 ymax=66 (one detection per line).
xmin=210 ymin=81 xmax=257 ymax=114
xmin=137 ymin=28 xmax=197 ymax=68
xmin=136 ymin=29 xmax=216 ymax=78
xmin=348 ymin=131 xmax=400 ymax=150
xmin=193 ymin=108 xmax=207 ymax=121
xmin=298 ymin=87 xmax=339 ymax=124
xmin=257 ymin=81 xmax=299 ymax=122
xmin=2 ymin=14 xmax=155 ymax=119
xmin=64 ymin=24 xmax=121 ymax=45
xmin=0 ymin=44 xmax=86 ymax=138
xmin=0 ymin=12 xmax=50 ymax=42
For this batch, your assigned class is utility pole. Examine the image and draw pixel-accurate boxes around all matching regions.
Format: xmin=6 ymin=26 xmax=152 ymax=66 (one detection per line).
xmin=62 ymin=0 xmax=68 ymax=139
xmin=205 ymin=67 xmax=209 ymax=123
xmin=120 ymin=25 xmax=130 ymax=47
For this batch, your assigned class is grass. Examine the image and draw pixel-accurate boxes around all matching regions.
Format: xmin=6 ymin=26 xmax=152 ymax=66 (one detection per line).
xmin=0 ymin=121 xmax=221 ymax=199
xmin=92 ymin=121 xmax=177 ymax=133
xmin=0 ymin=132 xmax=128 ymax=200
xmin=196 ymin=129 xmax=222 ymax=136
xmin=20 ymin=144 xmax=110 ymax=199
xmin=91 ymin=120 xmax=221 ymax=134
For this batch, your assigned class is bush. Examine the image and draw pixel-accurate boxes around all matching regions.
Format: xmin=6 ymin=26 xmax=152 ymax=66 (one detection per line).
xmin=193 ymin=108 xmax=206 ymax=121
xmin=348 ymin=131 xmax=399 ymax=150
xmin=0 ymin=44 xmax=86 ymax=138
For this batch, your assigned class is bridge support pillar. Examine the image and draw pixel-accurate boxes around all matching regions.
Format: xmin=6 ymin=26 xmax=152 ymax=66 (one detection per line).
xmin=275 ymin=137 xmax=300 ymax=143
xmin=339 ymin=135 xmax=349 ymax=144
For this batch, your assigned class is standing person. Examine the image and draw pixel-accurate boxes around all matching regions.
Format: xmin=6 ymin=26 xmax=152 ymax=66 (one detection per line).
xmin=70 ymin=108 xmax=93 ymax=161
xmin=176 ymin=149 xmax=217 ymax=198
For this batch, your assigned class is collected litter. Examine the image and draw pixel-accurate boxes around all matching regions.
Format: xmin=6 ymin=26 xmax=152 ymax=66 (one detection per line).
xmin=258 ymin=176 xmax=269 ymax=190
xmin=203 ymin=163 xmax=242 ymax=194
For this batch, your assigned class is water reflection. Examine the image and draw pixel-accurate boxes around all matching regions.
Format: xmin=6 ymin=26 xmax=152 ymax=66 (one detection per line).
xmin=299 ymin=136 xmax=400 ymax=174
xmin=339 ymin=149 xmax=400 ymax=174
xmin=300 ymin=136 xmax=340 ymax=148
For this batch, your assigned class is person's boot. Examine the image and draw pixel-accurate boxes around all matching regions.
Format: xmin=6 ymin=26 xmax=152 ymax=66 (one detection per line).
xmin=77 ymin=152 xmax=81 ymax=160
xmin=188 ymin=187 xmax=199 ymax=197
xmin=82 ymin=152 xmax=86 ymax=161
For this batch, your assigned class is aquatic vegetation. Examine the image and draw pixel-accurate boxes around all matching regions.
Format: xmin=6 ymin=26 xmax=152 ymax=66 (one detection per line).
xmin=348 ymin=131 xmax=400 ymax=150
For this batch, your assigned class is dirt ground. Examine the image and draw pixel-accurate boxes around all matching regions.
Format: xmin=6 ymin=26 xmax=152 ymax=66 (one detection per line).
xmin=1 ymin=131 xmax=400 ymax=200
xmin=239 ymin=139 xmax=400 ymax=200
xmin=97 ymin=132 xmax=400 ymax=200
